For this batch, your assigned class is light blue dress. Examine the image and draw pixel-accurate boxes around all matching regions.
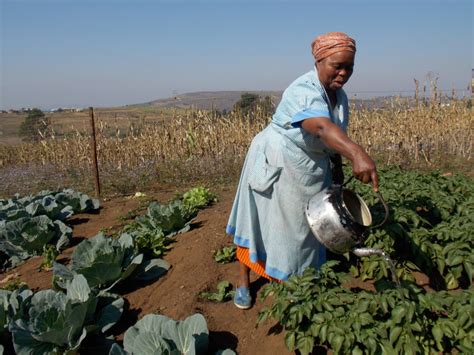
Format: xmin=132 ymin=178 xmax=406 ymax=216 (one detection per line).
xmin=226 ymin=67 xmax=349 ymax=280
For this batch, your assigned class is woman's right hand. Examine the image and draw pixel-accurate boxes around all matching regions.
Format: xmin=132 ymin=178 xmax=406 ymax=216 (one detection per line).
xmin=351 ymin=149 xmax=379 ymax=192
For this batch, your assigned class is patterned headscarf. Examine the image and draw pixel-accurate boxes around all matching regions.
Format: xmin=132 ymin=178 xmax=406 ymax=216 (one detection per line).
xmin=311 ymin=32 xmax=356 ymax=62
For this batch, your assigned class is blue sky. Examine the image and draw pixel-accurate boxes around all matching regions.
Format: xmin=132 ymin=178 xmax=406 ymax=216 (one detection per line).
xmin=1 ymin=0 xmax=472 ymax=109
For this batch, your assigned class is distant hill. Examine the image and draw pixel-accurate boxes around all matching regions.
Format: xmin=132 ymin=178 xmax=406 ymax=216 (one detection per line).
xmin=126 ymin=90 xmax=419 ymax=112
xmin=128 ymin=91 xmax=283 ymax=111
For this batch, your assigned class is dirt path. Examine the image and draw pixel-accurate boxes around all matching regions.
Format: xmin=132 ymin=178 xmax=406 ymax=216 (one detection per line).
xmin=0 ymin=186 xmax=290 ymax=355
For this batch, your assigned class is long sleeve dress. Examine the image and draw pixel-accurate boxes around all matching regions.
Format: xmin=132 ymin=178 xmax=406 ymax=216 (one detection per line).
xmin=226 ymin=67 xmax=349 ymax=281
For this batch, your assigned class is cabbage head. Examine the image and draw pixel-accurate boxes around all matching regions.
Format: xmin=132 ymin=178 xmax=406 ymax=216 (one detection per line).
xmin=53 ymin=233 xmax=169 ymax=291
xmin=9 ymin=275 xmax=123 ymax=355
xmin=110 ymin=313 xmax=209 ymax=355
xmin=0 ymin=216 xmax=71 ymax=269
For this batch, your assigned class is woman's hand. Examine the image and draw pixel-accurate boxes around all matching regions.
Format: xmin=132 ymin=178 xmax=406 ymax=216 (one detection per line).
xmin=351 ymin=149 xmax=379 ymax=191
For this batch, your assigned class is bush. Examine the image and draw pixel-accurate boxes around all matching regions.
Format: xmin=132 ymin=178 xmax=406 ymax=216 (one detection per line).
xmin=18 ymin=108 xmax=50 ymax=142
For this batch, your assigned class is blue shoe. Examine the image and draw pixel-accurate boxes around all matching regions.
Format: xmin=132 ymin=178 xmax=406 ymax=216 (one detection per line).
xmin=233 ymin=286 xmax=252 ymax=309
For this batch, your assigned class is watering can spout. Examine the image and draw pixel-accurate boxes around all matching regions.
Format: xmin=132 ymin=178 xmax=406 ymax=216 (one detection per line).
xmin=352 ymin=247 xmax=385 ymax=257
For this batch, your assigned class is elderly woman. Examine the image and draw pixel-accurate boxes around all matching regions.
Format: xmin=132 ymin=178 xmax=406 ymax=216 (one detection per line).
xmin=227 ymin=32 xmax=378 ymax=309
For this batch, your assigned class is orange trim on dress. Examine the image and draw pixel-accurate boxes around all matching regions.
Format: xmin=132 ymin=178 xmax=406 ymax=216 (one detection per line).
xmin=236 ymin=246 xmax=281 ymax=283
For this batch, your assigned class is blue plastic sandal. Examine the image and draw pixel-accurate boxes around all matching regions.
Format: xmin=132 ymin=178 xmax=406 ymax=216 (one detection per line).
xmin=234 ymin=286 xmax=252 ymax=309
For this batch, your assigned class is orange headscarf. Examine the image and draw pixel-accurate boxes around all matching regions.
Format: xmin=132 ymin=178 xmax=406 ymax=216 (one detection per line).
xmin=311 ymin=32 xmax=356 ymax=62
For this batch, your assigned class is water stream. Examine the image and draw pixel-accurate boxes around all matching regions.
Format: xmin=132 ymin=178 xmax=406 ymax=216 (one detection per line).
xmin=381 ymin=252 xmax=401 ymax=287
xmin=352 ymin=247 xmax=401 ymax=286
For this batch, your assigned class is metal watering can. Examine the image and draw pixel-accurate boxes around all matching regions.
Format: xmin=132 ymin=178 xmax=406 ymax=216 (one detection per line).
xmin=305 ymin=176 xmax=389 ymax=257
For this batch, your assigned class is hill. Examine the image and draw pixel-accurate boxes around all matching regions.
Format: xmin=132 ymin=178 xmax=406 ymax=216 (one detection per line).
xmin=126 ymin=90 xmax=410 ymax=112
xmin=128 ymin=90 xmax=283 ymax=111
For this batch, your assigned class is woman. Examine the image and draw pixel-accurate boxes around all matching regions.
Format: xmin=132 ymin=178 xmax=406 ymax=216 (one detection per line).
xmin=226 ymin=32 xmax=378 ymax=309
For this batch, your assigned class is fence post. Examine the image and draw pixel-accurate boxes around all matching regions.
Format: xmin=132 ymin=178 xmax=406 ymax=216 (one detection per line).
xmin=89 ymin=107 xmax=101 ymax=198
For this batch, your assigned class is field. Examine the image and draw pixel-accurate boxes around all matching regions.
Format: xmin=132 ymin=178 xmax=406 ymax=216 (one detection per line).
xmin=0 ymin=94 xmax=473 ymax=354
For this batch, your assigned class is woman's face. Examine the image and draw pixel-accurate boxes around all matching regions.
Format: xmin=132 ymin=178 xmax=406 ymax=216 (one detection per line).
xmin=316 ymin=51 xmax=355 ymax=91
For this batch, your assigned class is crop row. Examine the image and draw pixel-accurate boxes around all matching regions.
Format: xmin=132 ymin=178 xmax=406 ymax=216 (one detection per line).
xmin=0 ymin=187 xmax=235 ymax=354
xmin=0 ymin=189 xmax=99 ymax=270
xmin=259 ymin=262 xmax=473 ymax=354
xmin=345 ymin=166 xmax=473 ymax=289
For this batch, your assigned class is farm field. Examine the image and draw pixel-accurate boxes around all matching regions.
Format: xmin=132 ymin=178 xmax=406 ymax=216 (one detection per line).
xmin=1 ymin=166 xmax=472 ymax=354
xmin=0 ymin=95 xmax=472 ymax=354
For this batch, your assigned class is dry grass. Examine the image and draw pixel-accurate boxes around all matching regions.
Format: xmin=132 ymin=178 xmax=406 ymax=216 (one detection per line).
xmin=0 ymin=96 xmax=472 ymax=197
xmin=349 ymin=97 xmax=472 ymax=167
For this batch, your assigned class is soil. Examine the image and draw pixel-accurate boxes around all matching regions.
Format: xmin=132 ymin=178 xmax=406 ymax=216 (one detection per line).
xmin=0 ymin=186 xmax=290 ymax=355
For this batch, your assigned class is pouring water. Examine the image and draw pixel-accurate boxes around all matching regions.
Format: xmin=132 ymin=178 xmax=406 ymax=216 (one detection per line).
xmin=352 ymin=247 xmax=401 ymax=286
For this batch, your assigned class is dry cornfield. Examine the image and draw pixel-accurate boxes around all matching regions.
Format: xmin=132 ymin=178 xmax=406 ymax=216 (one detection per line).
xmin=0 ymin=97 xmax=472 ymax=196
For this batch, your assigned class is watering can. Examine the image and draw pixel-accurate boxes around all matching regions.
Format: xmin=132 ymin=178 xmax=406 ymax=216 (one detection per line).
xmin=305 ymin=176 xmax=389 ymax=257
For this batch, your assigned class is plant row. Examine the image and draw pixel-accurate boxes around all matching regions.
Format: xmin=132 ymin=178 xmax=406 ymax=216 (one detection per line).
xmin=0 ymin=186 xmax=223 ymax=354
xmin=0 ymin=189 xmax=100 ymax=270
xmin=345 ymin=166 xmax=473 ymax=290
xmin=258 ymin=262 xmax=473 ymax=355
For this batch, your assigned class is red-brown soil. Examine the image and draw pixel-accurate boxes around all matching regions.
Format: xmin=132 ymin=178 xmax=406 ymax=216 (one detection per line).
xmin=0 ymin=186 xmax=291 ymax=355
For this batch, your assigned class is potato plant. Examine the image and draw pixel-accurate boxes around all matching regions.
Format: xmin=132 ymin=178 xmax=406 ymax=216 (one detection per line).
xmin=345 ymin=166 xmax=473 ymax=289
xmin=213 ymin=245 xmax=237 ymax=264
xmin=258 ymin=263 xmax=473 ymax=354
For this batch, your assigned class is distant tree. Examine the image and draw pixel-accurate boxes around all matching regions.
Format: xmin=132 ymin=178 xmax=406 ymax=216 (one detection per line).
xmin=234 ymin=93 xmax=274 ymax=117
xmin=234 ymin=93 xmax=260 ymax=115
xmin=18 ymin=108 xmax=50 ymax=142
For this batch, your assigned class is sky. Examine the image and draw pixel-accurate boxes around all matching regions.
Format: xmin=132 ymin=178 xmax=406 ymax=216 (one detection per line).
xmin=0 ymin=0 xmax=472 ymax=110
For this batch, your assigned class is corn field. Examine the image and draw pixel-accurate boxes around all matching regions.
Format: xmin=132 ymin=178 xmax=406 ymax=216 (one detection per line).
xmin=0 ymin=96 xmax=472 ymax=197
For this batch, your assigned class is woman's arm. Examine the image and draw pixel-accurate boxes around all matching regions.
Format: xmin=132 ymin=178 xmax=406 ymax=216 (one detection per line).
xmin=301 ymin=117 xmax=379 ymax=191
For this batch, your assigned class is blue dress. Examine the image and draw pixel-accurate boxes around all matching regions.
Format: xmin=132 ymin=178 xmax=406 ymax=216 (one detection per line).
xmin=226 ymin=67 xmax=349 ymax=280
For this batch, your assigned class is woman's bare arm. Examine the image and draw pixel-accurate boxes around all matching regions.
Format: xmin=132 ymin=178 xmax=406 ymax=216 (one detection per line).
xmin=301 ymin=117 xmax=379 ymax=191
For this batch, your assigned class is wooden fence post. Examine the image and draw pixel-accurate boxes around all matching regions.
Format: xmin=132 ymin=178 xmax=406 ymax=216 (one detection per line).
xmin=89 ymin=107 xmax=101 ymax=198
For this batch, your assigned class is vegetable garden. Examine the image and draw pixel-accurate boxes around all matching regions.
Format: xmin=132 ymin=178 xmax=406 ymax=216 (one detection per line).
xmin=0 ymin=166 xmax=472 ymax=354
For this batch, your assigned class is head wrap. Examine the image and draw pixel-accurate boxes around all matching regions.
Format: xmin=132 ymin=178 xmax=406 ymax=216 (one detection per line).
xmin=311 ymin=32 xmax=356 ymax=62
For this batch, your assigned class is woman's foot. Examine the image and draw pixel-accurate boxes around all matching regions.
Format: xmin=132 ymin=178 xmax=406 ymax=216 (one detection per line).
xmin=234 ymin=262 xmax=252 ymax=309
xmin=233 ymin=286 xmax=252 ymax=309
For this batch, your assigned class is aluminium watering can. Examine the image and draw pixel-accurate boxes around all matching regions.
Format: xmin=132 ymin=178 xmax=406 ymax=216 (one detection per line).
xmin=305 ymin=176 xmax=389 ymax=257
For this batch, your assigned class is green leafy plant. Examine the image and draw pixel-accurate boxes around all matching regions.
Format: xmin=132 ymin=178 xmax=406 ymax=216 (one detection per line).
xmin=344 ymin=166 xmax=473 ymax=289
xmin=213 ymin=245 xmax=237 ymax=264
xmin=39 ymin=244 xmax=59 ymax=271
xmin=0 ymin=216 xmax=71 ymax=269
xmin=199 ymin=281 xmax=235 ymax=302
xmin=53 ymin=233 xmax=170 ymax=291
xmin=109 ymin=313 xmax=209 ymax=354
xmin=258 ymin=262 xmax=473 ymax=355
xmin=9 ymin=274 xmax=124 ymax=354
xmin=123 ymin=187 xmax=215 ymax=259
xmin=0 ymin=189 xmax=99 ymax=270
xmin=182 ymin=186 xmax=216 ymax=213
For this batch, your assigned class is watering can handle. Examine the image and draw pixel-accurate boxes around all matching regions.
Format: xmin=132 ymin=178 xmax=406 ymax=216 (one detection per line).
xmin=372 ymin=191 xmax=389 ymax=229
xmin=341 ymin=176 xmax=389 ymax=229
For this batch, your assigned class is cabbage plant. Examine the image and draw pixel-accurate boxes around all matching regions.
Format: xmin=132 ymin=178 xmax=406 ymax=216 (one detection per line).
xmin=0 ymin=189 xmax=99 ymax=270
xmin=9 ymin=275 xmax=123 ymax=355
xmin=0 ymin=287 xmax=33 ymax=337
xmin=0 ymin=189 xmax=99 ymax=222
xmin=53 ymin=233 xmax=170 ymax=291
xmin=0 ymin=216 xmax=71 ymax=269
xmin=145 ymin=200 xmax=195 ymax=237
xmin=109 ymin=313 xmax=209 ymax=355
